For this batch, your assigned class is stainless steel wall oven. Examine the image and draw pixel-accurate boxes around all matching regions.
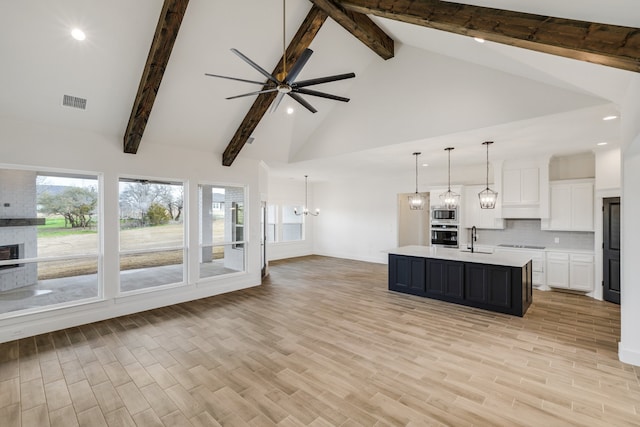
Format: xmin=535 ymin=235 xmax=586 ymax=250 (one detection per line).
xmin=431 ymin=224 xmax=459 ymax=248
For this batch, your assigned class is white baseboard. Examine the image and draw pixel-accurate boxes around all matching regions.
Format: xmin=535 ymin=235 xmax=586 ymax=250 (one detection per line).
xmin=311 ymin=250 xmax=387 ymax=265
xmin=619 ymin=342 xmax=640 ymax=367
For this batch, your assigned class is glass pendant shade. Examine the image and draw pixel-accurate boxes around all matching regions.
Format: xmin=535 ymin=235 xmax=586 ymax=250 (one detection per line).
xmin=440 ymin=147 xmax=459 ymax=209
xmin=408 ymin=152 xmax=426 ymax=210
xmin=478 ymin=141 xmax=498 ymax=209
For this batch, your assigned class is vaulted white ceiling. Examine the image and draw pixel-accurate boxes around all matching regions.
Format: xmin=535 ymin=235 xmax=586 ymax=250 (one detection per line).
xmin=1 ymin=0 xmax=638 ymax=180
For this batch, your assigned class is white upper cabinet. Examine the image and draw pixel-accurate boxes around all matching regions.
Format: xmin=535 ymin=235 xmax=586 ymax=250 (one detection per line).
xmin=463 ymin=185 xmax=504 ymax=229
xmin=502 ymin=169 xmax=522 ymax=205
xmin=521 ymin=168 xmax=540 ymax=204
xmin=543 ymin=179 xmax=594 ymax=231
xmin=500 ymin=159 xmax=548 ymax=219
xmin=502 ymin=167 xmax=539 ymax=205
xmin=548 ymin=184 xmax=572 ymax=229
xmin=571 ymin=182 xmax=595 ymax=230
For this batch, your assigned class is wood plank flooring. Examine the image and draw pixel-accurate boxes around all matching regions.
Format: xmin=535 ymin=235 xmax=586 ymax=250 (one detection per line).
xmin=1 ymin=255 xmax=638 ymax=426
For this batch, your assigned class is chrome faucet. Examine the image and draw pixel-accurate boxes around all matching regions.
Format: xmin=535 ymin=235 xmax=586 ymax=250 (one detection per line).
xmin=470 ymin=226 xmax=477 ymax=253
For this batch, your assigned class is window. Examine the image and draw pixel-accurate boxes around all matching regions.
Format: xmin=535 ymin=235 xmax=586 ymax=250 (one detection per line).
xmin=199 ymin=184 xmax=246 ymax=279
xmin=232 ymin=201 xmax=244 ymax=249
xmin=282 ymin=205 xmax=303 ymax=242
xmin=118 ymin=178 xmax=184 ymax=292
xmin=266 ymin=204 xmax=276 ymax=243
xmin=265 ymin=204 xmax=303 ymax=243
xmin=0 ymin=168 xmax=100 ymax=316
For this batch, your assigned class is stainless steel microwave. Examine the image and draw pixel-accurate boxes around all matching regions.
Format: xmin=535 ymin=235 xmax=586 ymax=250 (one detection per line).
xmin=431 ymin=206 xmax=458 ymax=224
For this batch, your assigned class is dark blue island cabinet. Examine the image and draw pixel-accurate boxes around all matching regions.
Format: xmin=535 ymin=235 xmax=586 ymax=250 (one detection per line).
xmin=389 ymin=252 xmax=532 ymax=317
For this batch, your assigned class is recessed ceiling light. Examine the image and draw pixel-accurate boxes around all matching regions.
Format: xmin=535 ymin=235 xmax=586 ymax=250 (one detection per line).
xmin=422 ymin=163 xmax=429 ymax=167
xmin=71 ymin=28 xmax=86 ymax=41
xmin=474 ymin=37 xmax=485 ymax=43
xmin=603 ymin=115 xmax=618 ymax=121
xmin=597 ymin=142 xmax=608 ymax=146
xmin=286 ymin=107 xmax=294 ymax=115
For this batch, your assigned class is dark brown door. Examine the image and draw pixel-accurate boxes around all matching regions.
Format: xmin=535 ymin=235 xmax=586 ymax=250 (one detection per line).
xmin=603 ymin=197 xmax=620 ymax=304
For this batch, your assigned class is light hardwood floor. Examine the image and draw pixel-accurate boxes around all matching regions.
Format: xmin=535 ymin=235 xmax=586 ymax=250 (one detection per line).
xmin=0 ymin=255 xmax=638 ymax=426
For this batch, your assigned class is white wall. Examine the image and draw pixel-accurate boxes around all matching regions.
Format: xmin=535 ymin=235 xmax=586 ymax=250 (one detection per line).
xmin=266 ymin=175 xmax=314 ymax=261
xmin=549 ymin=152 xmax=595 ymax=180
xmin=294 ymin=44 xmax=605 ymax=162
xmin=313 ymin=174 xmax=408 ymax=264
xmin=595 ymin=148 xmax=622 ymax=190
xmin=397 ymin=193 xmax=430 ymax=246
xmin=309 ymin=159 xmax=537 ymax=263
xmin=0 ymin=117 xmax=262 ymax=342
xmin=619 ymin=75 xmax=640 ymax=366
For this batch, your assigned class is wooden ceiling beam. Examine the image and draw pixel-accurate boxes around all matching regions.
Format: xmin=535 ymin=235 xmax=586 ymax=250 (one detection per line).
xmin=124 ymin=0 xmax=190 ymax=154
xmin=336 ymin=0 xmax=640 ymax=73
xmin=222 ymin=6 xmax=328 ymax=167
xmin=309 ymin=0 xmax=394 ymax=60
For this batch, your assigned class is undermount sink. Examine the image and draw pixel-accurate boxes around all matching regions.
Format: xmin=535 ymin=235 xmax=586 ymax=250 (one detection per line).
xmin=497 ymin=244 xmax=546 ymax=250
xmin=459 ymin=249 xmax=493 ymax=254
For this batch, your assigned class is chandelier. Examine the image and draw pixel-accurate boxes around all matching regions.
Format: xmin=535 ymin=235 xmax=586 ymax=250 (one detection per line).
xmin=440 ymin=147 xmax=460 ymax=209
xmin=478 ymin=141 xmax=498 ymax=209
xmin=408 ymin=152 xmax=426 ymax=210
xmin=294 ymin=175 xmax=319 ymax=216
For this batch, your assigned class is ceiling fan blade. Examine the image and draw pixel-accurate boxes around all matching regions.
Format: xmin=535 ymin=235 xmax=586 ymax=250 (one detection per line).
xmin=231 ymin=48 xmax=280 ymax=85
xmin=288 ymin=93 xmax=317 ymax=113
xmin=294 ymin=88 xmax=350 ymax=103
xmin=204 ymin=73 xmax=266 ymax=85
xmin=293 ymin=72 xmax=356 ymax=88
xmin=285 ymin=48 xmax=313 ymax=83
xmin=226 ymin=88 xmax=279 ymax=100
xmin=270 ymin=92 xmax=286 ymax=113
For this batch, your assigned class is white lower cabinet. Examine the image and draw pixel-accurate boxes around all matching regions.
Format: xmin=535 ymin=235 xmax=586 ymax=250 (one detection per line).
xmin=569 ymin=254 xmax=595 ymax=291
xmin=546 ymin=252 xmax=569 ymax=288
xmin=546 ymin=251 xmax=594 ymax=291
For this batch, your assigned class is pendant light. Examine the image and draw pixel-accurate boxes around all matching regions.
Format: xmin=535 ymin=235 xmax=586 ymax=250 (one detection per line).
xmin=294 ymin=175 xmax=319 ymax=216
xmin=408 ymin=152 xmax=426 ymax=210
xmin=440 ymin=147 xmax=460 ymax=209
xmin=478 ymin=141 xmax=498 ymax=209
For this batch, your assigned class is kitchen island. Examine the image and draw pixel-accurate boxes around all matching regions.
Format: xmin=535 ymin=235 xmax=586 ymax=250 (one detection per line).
xmin=388 ymin=245 xmax=532 ymax=316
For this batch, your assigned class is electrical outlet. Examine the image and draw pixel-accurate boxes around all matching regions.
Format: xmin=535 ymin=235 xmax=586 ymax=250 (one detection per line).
xmin=554 ymin=237 xmax=560 ymax=244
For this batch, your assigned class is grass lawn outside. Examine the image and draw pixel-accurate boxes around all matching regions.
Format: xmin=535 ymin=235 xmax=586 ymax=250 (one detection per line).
xmin=36 ymin=216 xmax=227 ymax=279
xmin=38 ymin=216 xmax=97 ymax=237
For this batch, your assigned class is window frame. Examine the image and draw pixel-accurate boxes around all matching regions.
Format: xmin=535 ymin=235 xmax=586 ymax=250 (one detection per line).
xmin=0 ymin=164 xmax=104 ymax=319
xmin=197 ymin=182 xmax=248 ymax=281
xmin=117 ymin=175 xmax=186 ymax=295
xmin=266 ymin=203 xmax=305 ymax=243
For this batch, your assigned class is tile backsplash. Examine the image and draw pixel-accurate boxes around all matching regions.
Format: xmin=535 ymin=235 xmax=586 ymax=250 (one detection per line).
xmin=464 ymin=219 xmax=594 ymax=251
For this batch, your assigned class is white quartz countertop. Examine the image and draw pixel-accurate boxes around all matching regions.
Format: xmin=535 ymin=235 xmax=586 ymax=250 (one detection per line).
xmin=387 ymin=245 xmax=533 ymax=267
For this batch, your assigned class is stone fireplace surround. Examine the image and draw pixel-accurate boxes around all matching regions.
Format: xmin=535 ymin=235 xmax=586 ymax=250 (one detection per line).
xmin=0 ymin=169 xmax=39 ymax=292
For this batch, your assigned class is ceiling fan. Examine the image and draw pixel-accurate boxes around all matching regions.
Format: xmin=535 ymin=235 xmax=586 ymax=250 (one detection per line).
xmin=204 ymin=1 xmax=355 ymax=113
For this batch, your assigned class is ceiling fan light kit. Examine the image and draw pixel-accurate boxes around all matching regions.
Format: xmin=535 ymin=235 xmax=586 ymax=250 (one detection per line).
xmin=440 ymin=147 xmax=460 ymax=209
xmin=408 ymin=152 xmax=426 ymax=210
xmin=205 ymin=0 xmax=355 ymax=114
